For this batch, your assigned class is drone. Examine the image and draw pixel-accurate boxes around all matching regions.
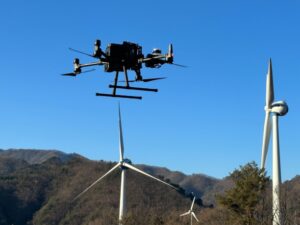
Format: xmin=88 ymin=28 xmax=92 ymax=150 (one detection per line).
xmin=62 ymin=40 xmax=184 ymax=99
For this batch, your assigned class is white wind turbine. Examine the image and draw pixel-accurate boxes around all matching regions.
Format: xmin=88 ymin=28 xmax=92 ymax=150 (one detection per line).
xmin=180 ymin=196 xmax=199 ymax=225
xmin=75 ymin=105 xmax=177 ymax=225
xmin=261 ymin=59 xmax=288 ymax=225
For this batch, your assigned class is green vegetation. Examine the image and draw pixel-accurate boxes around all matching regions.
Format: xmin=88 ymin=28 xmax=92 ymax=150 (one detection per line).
xmin=217 ymin=162 xmax=271 ymax=225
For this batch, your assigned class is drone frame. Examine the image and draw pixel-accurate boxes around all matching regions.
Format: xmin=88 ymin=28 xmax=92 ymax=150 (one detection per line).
xmin=63 ymin=41 xmax=181 ymax=99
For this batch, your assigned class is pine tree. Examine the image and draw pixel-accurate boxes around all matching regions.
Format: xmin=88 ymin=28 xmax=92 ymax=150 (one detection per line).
xmin=217 ymin=162 xmax=270 ymax=225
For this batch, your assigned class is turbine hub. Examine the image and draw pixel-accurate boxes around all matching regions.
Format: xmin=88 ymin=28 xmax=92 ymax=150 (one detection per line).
xmin=271 ymin=101 xmax=288 ymax=116
xmin=120 ymin=158 xmax=132 ymax=169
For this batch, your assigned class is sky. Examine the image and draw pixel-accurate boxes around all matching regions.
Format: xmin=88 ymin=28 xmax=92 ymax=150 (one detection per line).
xmin=0 ymin=1 xmax=299 ymax=181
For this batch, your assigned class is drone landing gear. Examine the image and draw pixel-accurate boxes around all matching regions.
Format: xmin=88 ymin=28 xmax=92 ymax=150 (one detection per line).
xmin=95 ymin=93 xmax=142 ymax=100
xmin=95 ymin=67 xmax=158 ymax=100
xmin=108 ymin=85 xmax=158 ymax=92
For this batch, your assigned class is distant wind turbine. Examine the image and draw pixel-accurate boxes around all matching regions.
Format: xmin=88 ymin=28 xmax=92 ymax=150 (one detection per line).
xmin=261 ymin=59 xmax=288 ymax=225
xmin=180 ymin=196 xmax=199 ymax=225
xmin=74 ymin=104 xmax=177 ymax=225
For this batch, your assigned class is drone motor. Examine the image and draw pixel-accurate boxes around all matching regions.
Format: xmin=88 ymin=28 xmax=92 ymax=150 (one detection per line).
xmin=73 ymin=58 xmax=81 ymax=73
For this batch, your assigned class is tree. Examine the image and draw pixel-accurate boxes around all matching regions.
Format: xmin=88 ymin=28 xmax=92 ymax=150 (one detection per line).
xmin=216 ymin=162 xmax=271 ymax=225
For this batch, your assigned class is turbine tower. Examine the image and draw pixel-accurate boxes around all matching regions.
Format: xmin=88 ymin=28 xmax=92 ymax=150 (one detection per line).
xmin=75 ymin=105 xmax=177 ymax=225
xmin=180 ymin=196 xmax=199 ymax=225
xmin=261 ymin=59 xmax=288 ymax=225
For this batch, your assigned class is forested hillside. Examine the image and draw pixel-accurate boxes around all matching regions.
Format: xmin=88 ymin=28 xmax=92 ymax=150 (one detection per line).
xmin=0 ymin=149 xmax=299 ymax=225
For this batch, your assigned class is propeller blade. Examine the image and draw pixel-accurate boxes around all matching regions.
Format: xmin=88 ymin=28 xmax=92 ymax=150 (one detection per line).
xmin=81 ymin=69 xmax=96 ymax=74
xmin=191 ymin=196 xmax=196 ymax=210
xmin=168 ymin=44 xmax=173 ymax=56
xmin=180 ymin=211 xmax=190 ymax=217
xmin=118 ymin=79 xmax=136 ymax=83
xmin=192 ymin=212 xmax=199 ymax=222
xmin=69 ymin=47 xmax=94 ymax=58
xmin=61 ymin=69 xmax=95 ymax=77
xmin=169 ymin=63 xmax=187 ymax=68
xmin=119 ymin=77 xmax=166 ymax=83
xmin=62 ymin=72 xmax=77 ymax=76
xmin=142 ymin=77 xmax=166 ymax=82
xmin=266 ymin=58 xmax=274 ymax=108
xmin=118 ymin=104 xmax=124 ymax=161
xmin=123 ymin=162 xmax=178 ymax=190
xmin=73 ymin=163 xmax=120 ymax=201
xmin=261 ymin=111 xmax=272 ymax=169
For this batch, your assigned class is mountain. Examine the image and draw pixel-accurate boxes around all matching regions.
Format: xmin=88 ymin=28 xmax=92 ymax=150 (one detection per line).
xmin=0 ymin=149 xmax=228 ymax=202
xmin=0 ymin=149 xmax=298 ymax=225
xmin=0 ymin=149 xmax=205 ymax=225
xmin=0 ymin=149 xmax=79 ymax=165
xmin=137 ymin=164 xmax=232 ymax=205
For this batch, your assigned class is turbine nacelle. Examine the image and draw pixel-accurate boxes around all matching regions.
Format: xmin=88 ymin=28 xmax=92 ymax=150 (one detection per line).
xmin=271 ymin=101 xmax=288 ymax=116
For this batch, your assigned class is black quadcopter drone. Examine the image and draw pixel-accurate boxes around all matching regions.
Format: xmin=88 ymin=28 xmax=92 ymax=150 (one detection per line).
xmin=62 ymin=39 xmax=184 ymax=99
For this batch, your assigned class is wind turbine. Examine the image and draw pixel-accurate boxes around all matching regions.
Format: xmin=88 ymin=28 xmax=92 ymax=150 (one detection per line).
xmin=74 ymin=105 xmax=177 ymax=225
xmin=180 ymin=196 xmax=199 ymax=225
xmin=261 ymin=59 xmax=288 ymax=225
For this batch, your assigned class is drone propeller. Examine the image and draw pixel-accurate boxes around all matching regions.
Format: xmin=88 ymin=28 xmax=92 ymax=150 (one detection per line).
xmin=62 ymin=69 xmax=96 ymax=76
xmin=166 ymin=44 xmax=187 ymax=67
xmin=119 ymin=77 xmax=166 ymax=83
xmin=62 ymin=72 xmax=78 ymax=76
xmin=142 ymin=77 xmax=166 ymax=82
xmin=168 ymin=44 xmax=173 ymax=57
xmin=169 ymin=62 xmax=187 ymax=68
xmin=69 ymin=48 xmax=94 ymax=58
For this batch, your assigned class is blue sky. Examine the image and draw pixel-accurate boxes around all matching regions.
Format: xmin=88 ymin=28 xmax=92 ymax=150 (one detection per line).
xmin=0 ymin=1 xmax=299 ymax=180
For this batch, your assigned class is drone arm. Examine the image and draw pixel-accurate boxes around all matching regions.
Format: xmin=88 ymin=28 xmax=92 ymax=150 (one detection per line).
xmin=139 ymin=55 xmax=166 ymax=63
xmin=78 ymin=61 xmax=107 ymax=69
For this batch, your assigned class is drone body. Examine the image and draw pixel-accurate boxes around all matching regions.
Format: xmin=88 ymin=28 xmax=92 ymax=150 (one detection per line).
xmin=63 ymin=40 xmax=183 ymax=99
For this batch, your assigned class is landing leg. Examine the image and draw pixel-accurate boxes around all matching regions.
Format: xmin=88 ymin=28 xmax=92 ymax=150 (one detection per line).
xmin=123 ymin=66 xmax=130 ymax=88
xmin=112 ymin=71 xmax=119 ymax=95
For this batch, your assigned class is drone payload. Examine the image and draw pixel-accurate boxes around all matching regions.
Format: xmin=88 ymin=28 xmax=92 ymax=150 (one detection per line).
xmin=63 ymin=39 xmax=185 ymax=99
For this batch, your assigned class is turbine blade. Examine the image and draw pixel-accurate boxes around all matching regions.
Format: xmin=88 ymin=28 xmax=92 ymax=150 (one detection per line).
xmin=261 ymin=111 xmax=272 ymax=169
xmin=191 ymin=196 xmax=196 ymax=210
xmin=192 ymin=212 xmax=199 ymax=222
xmin=123 ymin=162 xmax=177 ymax=190
xmin=118 ymin=104 xmax=124 ymax=161
xmin=81 ymin=69 xmax=96 ymax=74
xmin=180 ymin=211 xmax=190 ymax=217
xmin=74 ymin=163 xmax=120 ymax=201
xmin=266 ymin=58 xmax=274 ymax=108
